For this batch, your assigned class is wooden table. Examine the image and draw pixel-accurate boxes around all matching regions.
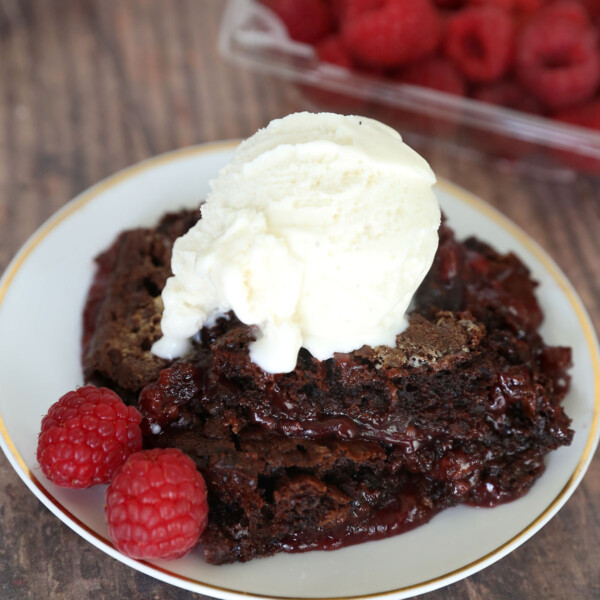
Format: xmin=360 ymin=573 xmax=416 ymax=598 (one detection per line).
xmin=0 ymin=1 xmax=599 ymax=598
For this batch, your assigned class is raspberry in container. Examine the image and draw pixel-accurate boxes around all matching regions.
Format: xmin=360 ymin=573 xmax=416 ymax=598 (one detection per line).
xmin=218 ymin=0 xmax=600 ymax=179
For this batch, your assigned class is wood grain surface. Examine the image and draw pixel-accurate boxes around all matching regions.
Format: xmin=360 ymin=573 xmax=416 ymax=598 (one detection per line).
xmin=0 ymin=1 xmax=599 ymax=599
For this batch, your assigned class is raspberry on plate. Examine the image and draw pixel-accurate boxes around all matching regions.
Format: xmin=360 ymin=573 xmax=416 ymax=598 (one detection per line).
xmin=516 ymin=18 xmax=600 ymax=110
xmin=444 ymin=6 xmax=514 ymax=83
xmin=342 ymin=0 xmax=441 ymax=68
xmin=105 ymin=448 xmax=209 ymax=560
xmin=37 ymin=386 xmax=142 ymax=488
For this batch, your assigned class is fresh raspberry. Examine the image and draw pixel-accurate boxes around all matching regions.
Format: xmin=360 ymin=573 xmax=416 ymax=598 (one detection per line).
xmin=37 ymin=386 xmax=142 ymax=488
xmin=400 ymin=57 xmax=466 ymax=95
xmin=316 ymin=35 xmax=354 ymax=68
xmin=444 ymin=6 xmax=515 ymax=83
xmin=261 ymin=0 xmax=333 ymax=44
xmin=105 ymin=448 xmax=208 ymax=560
xmin=516 ymin=18 xmax=600 ymax=109
xmin=342 ymin=0 xmax=441 ymax=68
xmin=472 ymin=81 xmax=542 ymax=113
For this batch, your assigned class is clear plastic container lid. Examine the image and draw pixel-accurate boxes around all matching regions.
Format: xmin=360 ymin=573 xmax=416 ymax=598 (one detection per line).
xmin=219 ymin=0 xmax=600 ymax=181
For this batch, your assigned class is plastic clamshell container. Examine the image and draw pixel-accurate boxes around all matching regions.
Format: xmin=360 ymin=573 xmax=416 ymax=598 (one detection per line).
xmin=219 ymin=0 xmax=600 ymax=180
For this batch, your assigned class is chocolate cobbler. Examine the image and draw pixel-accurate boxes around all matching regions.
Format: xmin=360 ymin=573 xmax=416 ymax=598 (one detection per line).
xmin=82 ymin=210 xmax=573 ymax=564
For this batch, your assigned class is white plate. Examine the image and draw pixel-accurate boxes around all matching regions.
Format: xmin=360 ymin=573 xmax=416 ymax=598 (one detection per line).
xmin=0 ymin=142 xmax=598 ymax=600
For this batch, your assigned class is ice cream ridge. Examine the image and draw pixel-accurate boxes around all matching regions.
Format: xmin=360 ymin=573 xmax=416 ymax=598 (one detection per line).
xmin=152 ymin=112 xmax=441 ymax=373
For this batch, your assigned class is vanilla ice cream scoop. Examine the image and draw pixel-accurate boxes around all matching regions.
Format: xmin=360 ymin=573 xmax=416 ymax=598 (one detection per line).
xmin=152 ymin=112 xmax=440 ymax=373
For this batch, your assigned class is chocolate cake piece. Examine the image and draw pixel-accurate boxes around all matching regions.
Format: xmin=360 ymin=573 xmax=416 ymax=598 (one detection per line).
xmin=82 ymin=214 xmax=573 ymax=565
xmin=82 ymin=209 xmax=201 ymax=398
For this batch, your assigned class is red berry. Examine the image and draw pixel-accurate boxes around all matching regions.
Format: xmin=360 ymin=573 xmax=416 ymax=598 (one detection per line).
xmin=37 ymin=386 xmax=142 ymax=488
xmin=516 ymin=18 xmax=600 ymax=110
xmin=262 ymin=0 xmax=333 ymax=44
xmin=342 ymin=0 xmax=441 ymax=68
xmin=444 ymin=6 xmax=515 ymax=83
xmin=401 ymin=57 xmax=466 ymax=95
xmin=105 ymin=448 xmax=208 ymax=560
